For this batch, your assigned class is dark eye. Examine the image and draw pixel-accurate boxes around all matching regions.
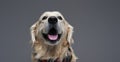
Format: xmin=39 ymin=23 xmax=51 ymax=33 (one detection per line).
xmin=57 ymin=16 xmax=62 ymax=20
xmin=42 ymin=16 xmax=47 ymax=20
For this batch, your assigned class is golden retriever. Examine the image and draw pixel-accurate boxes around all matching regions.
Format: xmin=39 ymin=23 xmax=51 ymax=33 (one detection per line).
xmin=30 ymin=11 xmax=77 ymax=62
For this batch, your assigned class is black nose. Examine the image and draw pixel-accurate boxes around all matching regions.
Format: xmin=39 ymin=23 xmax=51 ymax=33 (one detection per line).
xmin=48 ymin=16 xmax=58 ymax=24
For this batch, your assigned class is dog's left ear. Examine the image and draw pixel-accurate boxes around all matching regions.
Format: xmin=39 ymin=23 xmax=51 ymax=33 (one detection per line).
xmin=64 ymin=19 xmax=74 ymax=44
xmin=66 ymin=24 xmax=74 ymax=44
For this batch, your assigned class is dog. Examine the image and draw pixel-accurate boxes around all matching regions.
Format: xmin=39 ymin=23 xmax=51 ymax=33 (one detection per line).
xmin=30 ymin=11 xmax=77 ymax=62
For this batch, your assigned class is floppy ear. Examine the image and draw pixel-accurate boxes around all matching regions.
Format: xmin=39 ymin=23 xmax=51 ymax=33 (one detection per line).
xmin=66 ymin=23 xmax=74 ymax=44
xmin=30 ymin=21 xmax=40 ymax=44
xmin=63 ymin=20 xmax=74 ymax=44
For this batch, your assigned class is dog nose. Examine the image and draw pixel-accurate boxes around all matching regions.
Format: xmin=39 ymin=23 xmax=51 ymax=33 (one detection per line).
xmin=48 ymin=16 xmax=58 ymax=24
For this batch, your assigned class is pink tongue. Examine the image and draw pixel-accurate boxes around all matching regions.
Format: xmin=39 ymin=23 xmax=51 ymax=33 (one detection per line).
xmin=48 ymin=34 xmax=58 ymax=40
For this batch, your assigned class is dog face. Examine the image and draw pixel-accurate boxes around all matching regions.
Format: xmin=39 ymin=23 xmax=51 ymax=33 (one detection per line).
xmin=31 ymin=11 xmax=73 ymax=46
xmin=37 ymin=11 xmax=67 ymax=45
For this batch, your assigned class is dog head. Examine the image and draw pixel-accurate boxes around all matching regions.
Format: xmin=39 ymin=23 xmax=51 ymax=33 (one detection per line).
xmin=31 ymin=11 xmax=73 ymax=46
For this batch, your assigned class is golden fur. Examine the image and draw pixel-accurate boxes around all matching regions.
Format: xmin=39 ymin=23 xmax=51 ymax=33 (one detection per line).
xmin=30 ymin=11 xmax=77 ymax=62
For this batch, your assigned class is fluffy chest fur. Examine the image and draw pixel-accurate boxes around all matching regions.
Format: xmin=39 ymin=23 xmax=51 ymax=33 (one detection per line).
xmin=32 ymin=38 xmax=69 ymax=60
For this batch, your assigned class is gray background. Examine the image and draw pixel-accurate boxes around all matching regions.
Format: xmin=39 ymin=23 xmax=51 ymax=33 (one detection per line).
xmin=0 ymin=0 xmax=120 ymax=62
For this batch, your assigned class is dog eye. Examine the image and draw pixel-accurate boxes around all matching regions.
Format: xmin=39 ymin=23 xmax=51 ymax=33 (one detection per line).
xmin=42 ymin=16 xmax=48 ymax=20
xmin=57 ymin=16 xmax=62 ymax=20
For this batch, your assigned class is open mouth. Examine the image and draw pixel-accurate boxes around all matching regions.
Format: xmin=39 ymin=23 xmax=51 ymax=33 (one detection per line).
xmin=42 ymin=28 xmax=62 ymax=43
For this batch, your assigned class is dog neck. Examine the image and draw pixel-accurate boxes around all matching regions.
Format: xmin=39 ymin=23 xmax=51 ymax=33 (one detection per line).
xmin=32 ymin=38 xmax=69 ymax=60
xmin=37 ymin=55 xmax=72 ymax=62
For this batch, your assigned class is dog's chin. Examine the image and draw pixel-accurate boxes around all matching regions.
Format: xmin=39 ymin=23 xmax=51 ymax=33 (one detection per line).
xmin=42 ymin=33 xmax=62 ymax=45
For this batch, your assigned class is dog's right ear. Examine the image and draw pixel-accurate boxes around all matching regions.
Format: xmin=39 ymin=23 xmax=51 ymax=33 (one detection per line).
xmin=30 ymin=21 xmax=40 ymax=44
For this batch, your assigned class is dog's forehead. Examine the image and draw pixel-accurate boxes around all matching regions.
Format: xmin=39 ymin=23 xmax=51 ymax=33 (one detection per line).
xmin=39 ymin=11 xmax=65 ymax=20
xmin=42 ymin=11 xmax=63 ymax=17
